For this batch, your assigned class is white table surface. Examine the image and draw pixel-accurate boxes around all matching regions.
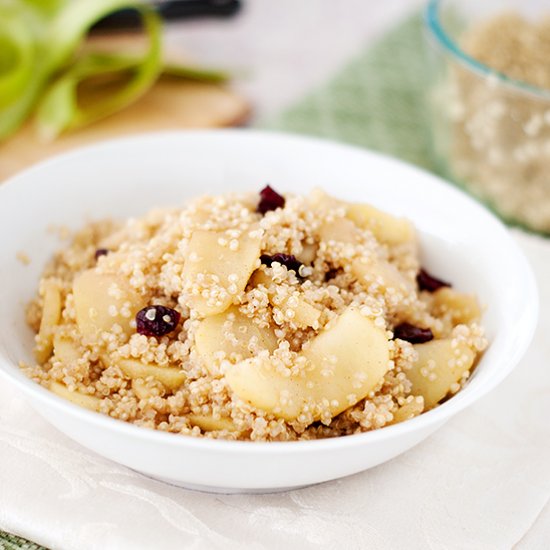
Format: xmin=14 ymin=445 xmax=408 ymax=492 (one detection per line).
xmin=2 ymin=1 xmax=549 ymax=549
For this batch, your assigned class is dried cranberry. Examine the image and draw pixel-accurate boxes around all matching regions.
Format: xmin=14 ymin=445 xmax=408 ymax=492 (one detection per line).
xmin=324 ymin=267 xmax=340 ymax=282
xmin=257 ymin=185 xmax=285 ymax=214
xmin=95 ymin=248 xmax=109 ymax=260
xmin=416 ymin=268 xmax=451 ymax=292
xmin=261 ymin=253 xmax=303 ymax=276
xmin=136 ymin=305 xmax=180 ymax=337
xmin=393 ymin=322 xmax=433 ymax=344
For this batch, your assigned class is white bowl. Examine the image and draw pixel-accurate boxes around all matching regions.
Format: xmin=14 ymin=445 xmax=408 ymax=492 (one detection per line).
xmin=0 ymin=130 xmax=537 ymax=493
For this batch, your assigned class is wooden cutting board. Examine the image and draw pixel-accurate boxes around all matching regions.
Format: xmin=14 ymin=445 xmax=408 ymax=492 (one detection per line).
xmin=0 ymin=35 xmax=249 ymax=181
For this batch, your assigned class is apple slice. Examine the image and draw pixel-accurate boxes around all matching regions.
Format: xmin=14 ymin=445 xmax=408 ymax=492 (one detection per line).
xmin=250 ymin=269 xmax=321 ymax=330
xmin=431 ymin=287 xmax=482 ymax=325
xmin=225 ymin=308 xmax=390 ymax=421
xmin=188 ymin=414 xmax=237 ymax=432
xmin=73 ymin=270 xmax=146 ymax=340
xmin=407 ymin=338 xmax=476 ymax=408
xmin=181 ymin=229 xmax=262 ymax=317
xmin=50 ymin=381 xmax=101 ymax=411
xmin=352 ymin=257 xmax=413 ymax=296
xmin=35 ymin=280 xmax=62 ymax=363
xmin=53 ymin=334 xmax=81 ymax=366
xmin=114 ymin=357 xmax=186 ymax=391
xmin=195 ymin=306 xmax=278 ymax=368
xmin=346 ymin=203 xmax=415 ymax=246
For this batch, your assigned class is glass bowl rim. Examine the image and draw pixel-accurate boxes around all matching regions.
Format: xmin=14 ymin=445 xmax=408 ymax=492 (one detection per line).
xmin=424 ymin=0 xmax=550 ymax=102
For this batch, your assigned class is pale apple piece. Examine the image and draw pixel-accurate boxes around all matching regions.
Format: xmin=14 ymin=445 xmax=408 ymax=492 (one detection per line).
xmin=352 ymin=257 xmax=413 ymax=295
xmin=114 ymin=357 xmax=186 ymax=390
xmin=300 ymin=309 xmax=390 ymax=413
xmin=299 ymin=241 xmax=318 ymax=264
xmin=131 ymin=378 xmax=166 ymax=399
xmin=35 ymin=281 xmax=62 ymax=363
xmin=73 ymin=270 xmax=146 ymax=340
xmin=132 ymin=378 xmax=150 ymax=400
xmin=291 ymin=299 xmax=322 ymax=329
xmin=316 ymin=207 xmax=412 ymax=295
xmin=318 ymin=217 xmax=360 ymax=245
xmin=53 ymin=334 xmax=81 ymax=365
xmin=195 ymin=306 xmax=278 ymax=366
xmin=49 ymin=381 xmax=101 ymax=411
xmin=407 ymin=338 xmax=476 ymax=409
xmin=249 ymin=270 xmax=321 ymax=329
xmin=308 ymin=187 xmax=414 ymax=246
xmin=390 ymin=396 xmax=424 ymax=424
xmin=431 ymin=287 xmax=481 ymax=325
xmin=307 ymin=187 xmax=342 ymax=210
xmin=249 ymin=268 xmax=272 ymax=289
xmin=225 ymin=308 xmax=390 ymax=421
xmin=346 ymin=203 xmax=415 ymax=246
xmin=182 ymin=229 xmax=262 ymax=317
xmin=187 ymin=413 xmax=237 ymax=432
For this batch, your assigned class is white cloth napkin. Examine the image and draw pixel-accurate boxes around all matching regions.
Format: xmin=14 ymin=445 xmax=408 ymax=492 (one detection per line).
xmin=0 ymin=230 xmax=548 ymax=550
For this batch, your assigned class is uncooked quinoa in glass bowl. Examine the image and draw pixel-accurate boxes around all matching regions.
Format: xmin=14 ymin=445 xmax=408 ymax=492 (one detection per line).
xmin=425 ymin=0 xmax=550 ymax=234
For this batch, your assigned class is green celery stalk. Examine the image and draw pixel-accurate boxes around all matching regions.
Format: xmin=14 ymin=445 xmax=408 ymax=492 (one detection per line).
xmin=0 ymin=0 xmax=229 ymax=141
xmin=162 ymin=62 xmax=228 ymax=83
xmin=36 ymin=7 xmax=161 ymax=139
xmin=0 ymin=15 xmax=35 ymax=109
xmin=0 ymin=0 xmax=162 ymax=140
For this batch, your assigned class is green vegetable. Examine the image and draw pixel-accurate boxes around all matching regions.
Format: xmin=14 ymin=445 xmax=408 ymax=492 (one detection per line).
xmin=0 ymin=15 xmax=35 ymax=110
xmin=162 ymin=62 xmax=228 ymax=84
xmin=0 ymin=0 xmax=228 ymax=141
xmin=37 ymin=7 xmax=161 ymax=139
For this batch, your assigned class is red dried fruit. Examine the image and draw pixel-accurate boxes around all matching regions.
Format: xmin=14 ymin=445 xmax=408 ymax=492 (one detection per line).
xmin=324 ymin=267 xmax=340 ymax=282
xmin=393 ymin=322 xmax=433 ymax=344
xmin=260 ymin=253 xmax=303 ymax=276
xmin=136 ymin=305 xmax=180 ymax=337
xmin=417 ymin=268 xmax=451 ymax=292
xmin=95 ymin=248 xmax=109 ymax=260
xmin=257 ymin=185 xmax=285 ymax=214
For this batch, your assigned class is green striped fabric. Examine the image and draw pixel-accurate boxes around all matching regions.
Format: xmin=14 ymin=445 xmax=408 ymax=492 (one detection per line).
xmin=0 ymin=531 xmax=47 ymax=550
xmin=266 ymin=14 xmax=432 ymax=170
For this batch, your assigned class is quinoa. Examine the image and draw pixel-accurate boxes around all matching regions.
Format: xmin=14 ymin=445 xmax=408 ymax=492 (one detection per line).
xmin=22 ymin=187 xmax=487 ymax=441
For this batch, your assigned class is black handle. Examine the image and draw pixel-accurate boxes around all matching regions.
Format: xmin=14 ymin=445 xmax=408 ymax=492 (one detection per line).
xmin=93 ymin=0 xmax=241 ymax=30
xmin=158 ymin=0 xmax=241 ymax=18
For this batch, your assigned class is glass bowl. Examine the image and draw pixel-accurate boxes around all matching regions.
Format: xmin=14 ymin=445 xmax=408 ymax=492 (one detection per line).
xmin=424 ymin=0 xmax=550 ymax=234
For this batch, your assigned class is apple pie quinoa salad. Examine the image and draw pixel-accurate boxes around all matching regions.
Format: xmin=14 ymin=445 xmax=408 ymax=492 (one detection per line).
xmin=22 ymin=185 xmax=487 ymax=441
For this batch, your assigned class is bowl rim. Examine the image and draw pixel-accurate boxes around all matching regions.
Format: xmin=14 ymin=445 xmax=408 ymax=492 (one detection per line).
xmin=0 ymin=129 xmax=539 ymax=455
xmin=425 ymin=0 xmax=550 ymax=102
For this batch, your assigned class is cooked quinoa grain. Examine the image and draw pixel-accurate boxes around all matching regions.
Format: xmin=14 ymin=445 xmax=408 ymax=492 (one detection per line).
xmin=23 ymin=187 xmax=487 ymax=441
